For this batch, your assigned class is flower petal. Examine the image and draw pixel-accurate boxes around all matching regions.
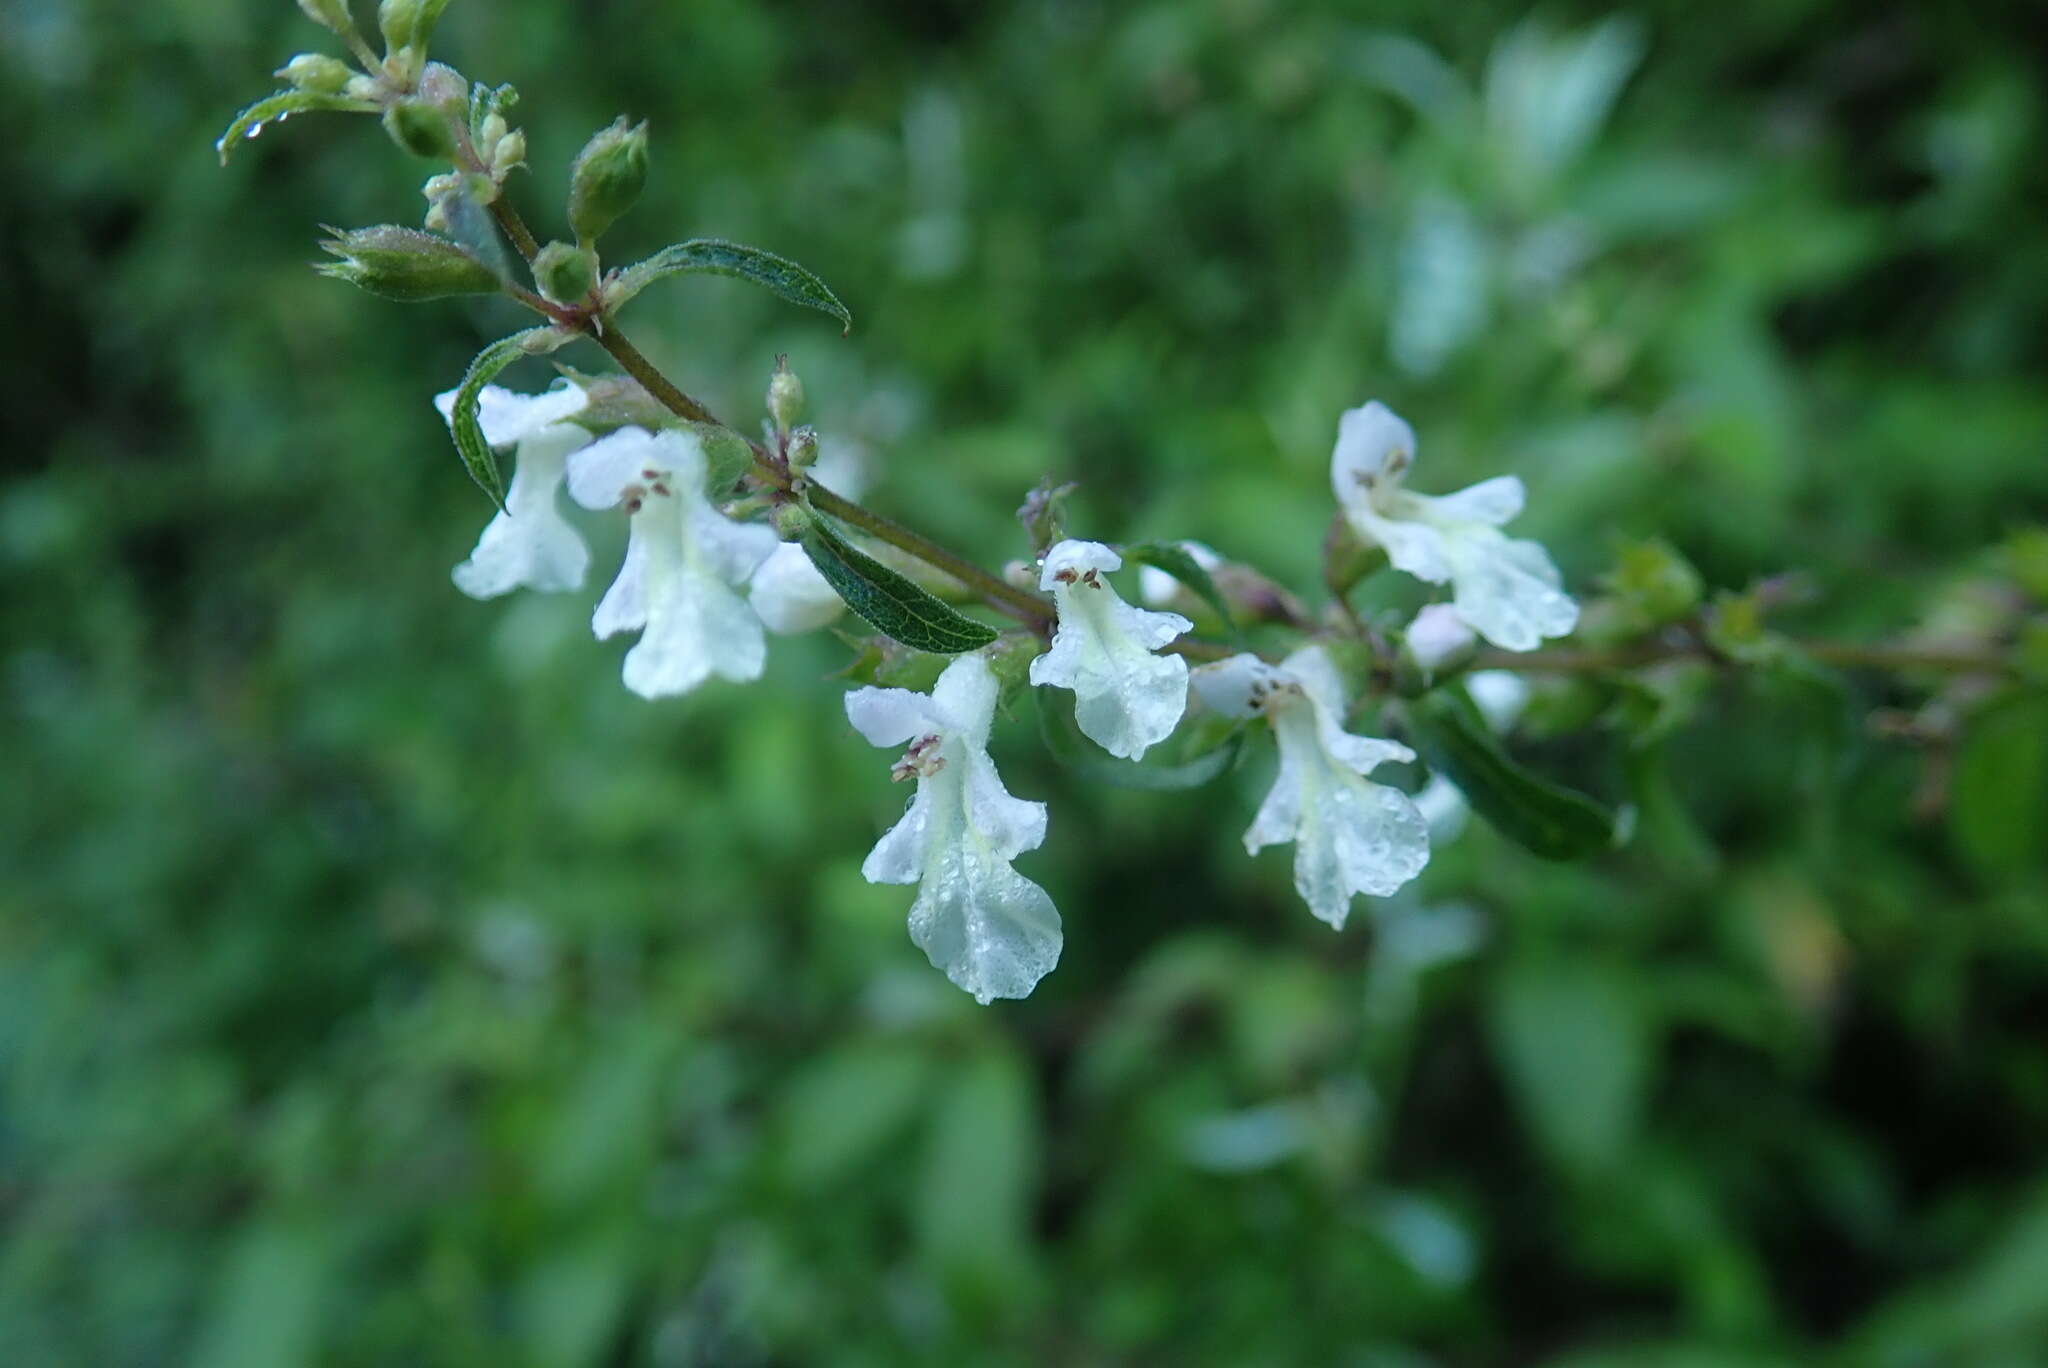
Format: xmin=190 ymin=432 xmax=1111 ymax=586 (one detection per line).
xmin=1331 ymin=400 xmax=1419 ymax=503
xmin=1030 ymin=540 xmax=1191 ymax=760
xmin=1423 ymin=474 xmax=1524 ymax=526
xmin=845 ymin=684 xmax=940 ymax=749
xmin=1191 ymin=653 xmax=1288 ymax=718
xmin=1442 ymin=527 xmax=1578 ymax=651
xmin=906 ymin=832 xmax=1063 ymax=1005
xmin=930 ymin=652 xmax=1001 ymax=746
xmin=1404 ymin=602 xmax=1477 ymax=672
xmin=750 ymin=543 xmax=846 ymax=634
xmin=566 ymin=426 xmax=668 ymax=510
xmin=451 ymin=425 xmax=590 ymax=599
xmin=436 ymin=381 xmax=588 ymax=448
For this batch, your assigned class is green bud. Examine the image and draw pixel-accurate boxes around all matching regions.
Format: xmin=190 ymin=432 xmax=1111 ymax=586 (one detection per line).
xmin=490 ymin=130 xmax=526 ymax=176
xmin=786 ymin=425 xmax=819 ymax=473
xmin=378 ymin=0 xmax=451 ymax=54
xmin=297 ymin=0 xmax=355 ymax=34
xmin=276 ymin=52 xmax=355 ymax=94
xmin=770 ymin=502 xmax=816 ymax=542
xmin=1605 ymin=537 xmax=1704 ymax=631
xmin=567 ymin=117 xmax=650 ymax=244
xmin=532 ymin=240 xmax=599 ymax=304
xmin=316 ymin=224 xmax=502 ymax=302
xmin=767 ymin=356 xmax=804 ymax=435
xmin=383 ymin=99 xmax=457 ymax=160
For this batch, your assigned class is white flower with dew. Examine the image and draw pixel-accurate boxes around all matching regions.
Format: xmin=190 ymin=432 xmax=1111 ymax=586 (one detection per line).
xmin=1192 ymin=645 xmax=1430 ymax=928
xmin=1332 ymin=401 xmax=1577 ymax=651
xmin=846 ymin=653 xmax=1061 ymax=1004
xmin=1029 ymin=540 xmax=1192 ymax=760
xmin=565 ymin=426 xmax=779 ymax=700
xmin=1138 ymin=540 xmax=1223 ymax=609
xmin=749 ymin=438 xmax=870 ymax=634
xmin=434 ymin=382 xmax=593 ymax=599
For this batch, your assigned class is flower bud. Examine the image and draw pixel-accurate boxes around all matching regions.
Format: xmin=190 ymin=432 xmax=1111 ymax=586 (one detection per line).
xmin=785 ymin=426 xmax=819 ymax=473
xmin=769 ymin=501 xmax=815 ymax=542
xmin=383 ymin=100 xmax=458 ymax=160
xmin=276 ymin=52 xmax=354 ymax=94
xmin=297 ymin=0 xmax=354 ymax=34
xmin=532 ymin=240 xmax=599 ymax=304
xmin=317 ymin=225 xmax=502 ymax=302
xmin=567 ymin=118 xmax=650 ymax=244
xmin=378 ymin=0 xmax=450 ymax=54
xmin=491 ymin=130 xmax=527 ymax=176
xmin=767 ymin=356 xmax=804 ymax=435
xmin=478 ymin=113 xmax=508 ymax=151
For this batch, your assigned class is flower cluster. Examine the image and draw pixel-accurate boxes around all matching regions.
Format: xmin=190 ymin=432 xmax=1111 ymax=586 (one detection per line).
xmin=440 ymin=384 xmax=1576 ymax=1002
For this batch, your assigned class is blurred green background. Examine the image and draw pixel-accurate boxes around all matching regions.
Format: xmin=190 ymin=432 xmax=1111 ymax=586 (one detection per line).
xmin=5 ymin=0 xmax=2048 ymax=1363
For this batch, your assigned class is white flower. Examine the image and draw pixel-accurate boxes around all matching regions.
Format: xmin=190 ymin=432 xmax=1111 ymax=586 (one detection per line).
xmin=1404 ymin=602 xmax=1478 ymax=673
xmin=434 ymin=382 xmax=593 ymax=599
xmin=749 ymin=438 xmax=869 ymax=634
xmin=1138 ymin=539 xmax=1222 ymax=608
xmin=565 ymin=426 xmax=779 ymax=700
xmin=846 ymin=654 xmax=1061 ymax=1004
xmin=1028 ymin=540 xmax=1192 ymax=760
xmin=1332 ymin=401 xmax=1577 ymax=651
xmin=1193 ymin=645 xmax=1430 ymax=928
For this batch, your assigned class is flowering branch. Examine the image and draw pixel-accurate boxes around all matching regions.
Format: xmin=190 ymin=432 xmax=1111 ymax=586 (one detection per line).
xmin=225 ymin=0 xmax=2042 ymax=1005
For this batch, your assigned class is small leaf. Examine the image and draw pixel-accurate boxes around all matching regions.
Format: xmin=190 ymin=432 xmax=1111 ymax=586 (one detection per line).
xmin=1038 ymin=687 xmax=1245 ymax=791
xmin=449 ymin=327 xmax=573 ymax=509
xmin=1952 ymin=689 xmax=2048 ymax=879
xmin=1122 ymin=541 xmax=1240 ymax=640
xmin=1404 ymin=686 xmax=1617 ymax=860
xmin=799 ymin=517 xmax=996 ymax=654
xmin=1490 ymin=959 xmax=1653 ymax=1173
xmin=217 ymin=89 xmax=376 ymax=165
xmin=611 ymin=239 xmax=852 ymax=333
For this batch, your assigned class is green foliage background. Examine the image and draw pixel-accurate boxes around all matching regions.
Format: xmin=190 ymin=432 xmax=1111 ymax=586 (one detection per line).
xmin=5 ymin=0 xmax=2048 ymax=1362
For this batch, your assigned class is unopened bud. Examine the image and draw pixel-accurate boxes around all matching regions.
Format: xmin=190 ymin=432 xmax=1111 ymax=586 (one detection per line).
xmin=567 ymin=117 xmax=649 ymax=244
xmin=786 ymin=426 xmax=819 ymax=473
xmin=532 ymin=240 xmax=599 ymax=304
xmin=276 ymin=52 xmax=354 ymax=94
xmin=767 ymin=357 xmax=804 ymax=434
xmin=316 ymin=224 xmax=501 ymax=302
xmin=383 ymin=100 xmax=457 ymax=160
xmin=297 ymin=0 xmax=354 ymax=34
xmin=770 ymin=502 xmax=816 ymax=542
xmin=491 ymin=130 xmax=526 ymax=176
xmin=377 ymin=0 xmax=450 ymax=55
xmin=1401 ymin=602 xmax=1477 ymax=678
xmin=478 ymin=113 xmax=508 ymax=150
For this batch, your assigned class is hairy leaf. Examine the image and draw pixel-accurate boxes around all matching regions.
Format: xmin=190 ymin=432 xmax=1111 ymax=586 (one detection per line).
xmin=799 ymin=518 xmax=996 ymax=654
xmin=1405 ymin=686 xmax=1617 ymax=860
xmin=1122 ymin=541 xmax=1239 ymax=639
xmin=216 ymin=90 xmax=376 ymax=165
xmin=448 ymin=327 xmax=573 ymax=509
xmin=611 ymin=239 xmax=852 ymax=333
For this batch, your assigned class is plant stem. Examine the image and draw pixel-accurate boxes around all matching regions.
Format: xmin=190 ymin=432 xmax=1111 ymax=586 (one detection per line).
xmin=808 ymin=484 xmax=1053 ymax=627
xmin=487 ymin=190 xmax=1054 ymax=628
xmin=1472 ymin=638 xmax=2014 ymax=677
xmin=589 ymin=325 xmax=722 ymax=428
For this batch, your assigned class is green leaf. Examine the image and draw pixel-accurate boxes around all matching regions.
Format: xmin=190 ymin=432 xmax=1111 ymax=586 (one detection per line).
xmin=216 ymin=90 xmax=375 ymax=165
xmin=1952 ymin=690 xmax=2048 ymax=879
xmin=1490 ymin=959 xmax=1653 ymax=1173
xmin=611 ymin=239 xmax=853 ymax=333
xmin=916 ymin=1045 xmax=1039 ymax=1301
xmin=449 ymin=327 xmax=572 ymax=509
xmin=1404 ymin=686 xmax=1617 ymax=860
xmin=1037 ymin=686 xmax=1245 ymax=791
xmin=799 ymin=517 xmax=997 ymax=655
xmin=1122 ymin=541 xmax=1240 ymax=640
